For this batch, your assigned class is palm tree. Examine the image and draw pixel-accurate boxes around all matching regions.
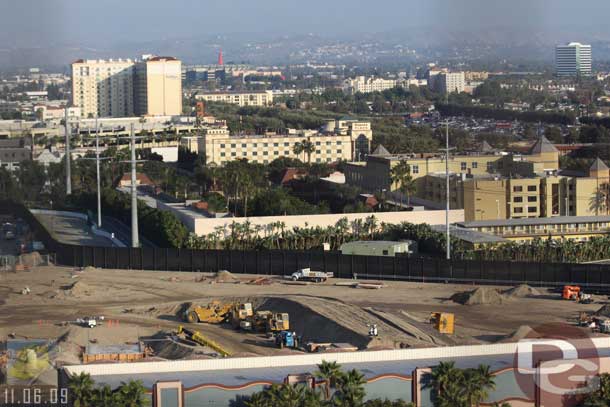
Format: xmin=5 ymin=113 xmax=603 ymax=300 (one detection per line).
xmin=115 ymin=380 xmax=149 ymax=407
xmin=93 ymin=384 xmax=117 ymax=407
xmin=67 ymin=372 xmax=95 ymax=407
xmin=315 ymin=360 xmax=344 ymax=400
xmin=293 ymin=139 xmax=316 ymax=164
xmin=466 ymin=364 xmax=495 ymax=406
xmin=267 ymin=383 xmax=306 ymax=407
xmin=390 ymin=160 xmax=416 ymax=207
xmin=334 ymin=369 xmax=366 ymax=407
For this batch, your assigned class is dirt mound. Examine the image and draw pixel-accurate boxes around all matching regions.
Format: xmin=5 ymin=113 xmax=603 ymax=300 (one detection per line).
xmin=65 ymin=281 xmax=94 ymax=298
xmin=148 ymin=338 xmax=212 ymax=360
xmin=214 ymin=270 xmax=238 ymax=282
xmin=451 ymin=287 xmax=508 ymax=305
xmin=500 ymin=325 xmax=535 ymax=343
xmin=503 ymin=284 xmax=541 ymax=298
xmin=595 ymin=305 xmax=610 ymax=317
xmin=19 ymin=252 xmax=43 ymax=268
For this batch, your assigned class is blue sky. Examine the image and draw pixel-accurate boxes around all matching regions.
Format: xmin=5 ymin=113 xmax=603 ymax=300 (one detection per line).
xmin=3 ymin=0 xmax=610 ymax=47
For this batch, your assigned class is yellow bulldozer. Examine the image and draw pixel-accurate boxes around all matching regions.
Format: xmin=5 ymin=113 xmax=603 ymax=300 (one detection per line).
xmin=184 ymin=300 xmax=234 ymax=324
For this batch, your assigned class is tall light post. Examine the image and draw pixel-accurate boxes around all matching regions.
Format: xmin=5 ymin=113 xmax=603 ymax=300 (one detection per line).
xmin=119 ymin=124 xmax=145 ymax=248
xmin=64 ymin=108 xmax=72 ymax=195
xmin=82 ymin=118 xmax=111 ymax=228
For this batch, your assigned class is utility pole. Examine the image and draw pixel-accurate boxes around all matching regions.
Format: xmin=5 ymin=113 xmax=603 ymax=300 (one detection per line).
xmin=119 ymin=124 xmax=146 ymax=248
xmin=130 ymin=124 xmax=139 ymax=248
xmin=445 ymin=117 xmax=450 ymax=260
xmin=82 ymin=119 xmax=111 ymax=228
xmin=64 ymin=107 xmax=72 ymax=195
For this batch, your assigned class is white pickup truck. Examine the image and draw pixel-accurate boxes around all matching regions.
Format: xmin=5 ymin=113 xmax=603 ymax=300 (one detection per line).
xmin=290 ymin=268 xmax=333 ymax=283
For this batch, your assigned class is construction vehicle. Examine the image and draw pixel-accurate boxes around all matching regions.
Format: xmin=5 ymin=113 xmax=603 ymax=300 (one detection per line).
xmin=230 ymin=303 xmax=254 ymax=329
xmin=430 ymin=312 xmax=455 ymax=335
xmin=290 ymin=268 xmax=333 ymax=282
xmin=563 ymin=286 xmax=581 ymax=300
xmin=176 ymin=326 xmax=230 ymax=356
xmin=275 ymin=331 xmax=298 ymax=349
xmin=268 ymin=313 xmax=290 ymax=332
xmin=562 ymin=286 xmax=593 ymax=303
xmin=185 ymin=301 xmax=234 ymax=324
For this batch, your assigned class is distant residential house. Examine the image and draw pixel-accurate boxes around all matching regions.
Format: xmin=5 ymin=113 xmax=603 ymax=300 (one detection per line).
xmin=35 ymin=149 xmax=64 ymax=166
xmin=118 ymin=173 xmax=155 ymax=188
xmin=0 ymin=138 xmax=32 ymax=171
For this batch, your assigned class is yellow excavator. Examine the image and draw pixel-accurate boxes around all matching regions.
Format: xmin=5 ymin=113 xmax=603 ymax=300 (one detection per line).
xmin=184 ymin=301 xmax=234 ymax=324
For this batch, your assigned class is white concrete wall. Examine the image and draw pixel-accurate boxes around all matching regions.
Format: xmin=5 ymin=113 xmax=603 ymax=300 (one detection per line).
xmin=62 ymin=337 xmax=610 ymax=377
xmin=189 ymin=210 xmax=464 ymax=236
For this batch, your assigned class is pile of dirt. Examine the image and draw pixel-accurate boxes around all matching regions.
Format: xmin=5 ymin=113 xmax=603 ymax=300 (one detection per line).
xmin=214 ymin=270 xmax=238 ymax=283
xmin=499 ymin=325 xmax=535 ymax=343
xmin=61 ymin=281 xmax=94 ymax=298
xmin=19 ymin=252 xmax=43 ymax=268
xmin=451 ymin=287 xmax=508 ymax=305
xmin=595 ymin=305 xmax=610 ymax=317
xmin=503 ymin=284 xmax=542 ymax=298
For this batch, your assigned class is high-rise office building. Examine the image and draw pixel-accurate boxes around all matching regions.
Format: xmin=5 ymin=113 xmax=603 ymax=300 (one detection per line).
xmin=555 ymin=42 xmax=592 ymax=76
xmin=435 ymin=72 xmax=465 ymax=94
xmin=71 ymin=56 xmax=182 ymax=118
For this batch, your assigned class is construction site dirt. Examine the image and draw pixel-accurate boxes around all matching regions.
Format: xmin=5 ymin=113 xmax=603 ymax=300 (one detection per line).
xmin=1 ymin=265 xmax=607 ymax=384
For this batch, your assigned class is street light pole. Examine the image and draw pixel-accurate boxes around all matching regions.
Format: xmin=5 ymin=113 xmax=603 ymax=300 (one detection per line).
xmin=130 ymin=124 xmax=139 ymax=248
xmin=445 ymin=117 xmax=450 ymax=260
xmin=64 ymin=108 xmax=72 ymax=195
xmin=81 ymin=119 xmax=111 ymax=229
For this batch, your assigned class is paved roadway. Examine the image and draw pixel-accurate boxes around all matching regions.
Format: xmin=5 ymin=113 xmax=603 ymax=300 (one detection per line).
xmin=35 ymin=213 xmax=115 ymax=247
xmin=101 ymin=216 xmax=157 ymax=248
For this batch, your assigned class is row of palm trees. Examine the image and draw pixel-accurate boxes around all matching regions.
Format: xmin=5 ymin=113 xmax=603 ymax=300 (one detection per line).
xmin=67 ymin=372 xmax=149 ymax=406
xmin=184 ymin=217 xmax=468 ymax=254
xmin=245 ymin=361 xmax=413 ymax=407
xmin=428 ymin=362 xmax=504 ymax=407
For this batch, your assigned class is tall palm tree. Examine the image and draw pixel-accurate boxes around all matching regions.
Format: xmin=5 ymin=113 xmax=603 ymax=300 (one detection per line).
xmin=390 ymin=160 xmax=416 ymax=207
xmin=293 ymin=139 xmax=316 ymax=164
xmin=67 ymin=372 xmax=95 ymax=407
xmin=467 ymin=364 xmax=495 ymax=406
xmin=315 ymin=360 xmax=344 ymax=400
xmin=93 ymin=384 xmax=117 ymax=407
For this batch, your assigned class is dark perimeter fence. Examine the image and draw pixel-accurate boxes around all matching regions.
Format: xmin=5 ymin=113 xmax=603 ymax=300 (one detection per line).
xmin=9 ymin=201 xmax=610 ymax=290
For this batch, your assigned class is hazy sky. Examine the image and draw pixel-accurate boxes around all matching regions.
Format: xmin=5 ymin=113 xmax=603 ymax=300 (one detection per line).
xmin=3 ymin=0 xmax=610 ymax=47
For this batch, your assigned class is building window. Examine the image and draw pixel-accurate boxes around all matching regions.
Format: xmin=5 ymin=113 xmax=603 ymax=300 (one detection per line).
xmin=513 ymin=186 xmax=523 ymax=192
xmin=336 ymin=141 xmax=342 ymax=145
xmin=514 ymin=207 xmax=523 ymax=214
xmin=514 ymin=197 xmax=523 ymax=203
xmin=220 ymin=152 xmax=225 ymax=157
xmin=527 ymin=185 xmax=537 ymax=192
xmin=316 ymin=150 xmax=321 ymax=154
xmin=263 ymin=151 xmax=268 ymax=155
xmin=337 ymin=149 xmax=342 ymax=154
xmin=316 ymin=141 xmax=321 ymax=146
xmin=412 ymin=165 xmax=419 ymax=174
xmin=252 ymin=152 xmax=257 ymax=156
xmin=528 ymin=206 xmax=537 ymax=213
xmin=263 ymin=143 xmax=268 ymax=147
xmin=284 ymin=142 xmax=289 ymax=146
xmin=528 ymin=196 xmax=537 ymax=202
xmin=461 ymin=162 xmax=467 ymax=171
xmin=242 ymin=144 xmax=247 ymax=148
xmin=231 ymin=144 xmax=236 ymax=148
xmin=273 ymin=143 xmax=279 ymax=147
xmin=274 ymin=151 xmax=279 ymax=155
xmin=231 ymin=152 xmax=236 ymax=157
xmin=472 ymin=162 xmax=478 ymax=169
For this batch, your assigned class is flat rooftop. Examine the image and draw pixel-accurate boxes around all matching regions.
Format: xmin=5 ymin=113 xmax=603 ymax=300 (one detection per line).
xmin=431 ymin=225 xmax=508 ymax=244
xmin=459 ymin=215 xmax=610 ymax=229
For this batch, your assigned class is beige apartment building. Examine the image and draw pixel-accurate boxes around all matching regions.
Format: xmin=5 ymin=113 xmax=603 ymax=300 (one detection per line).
xmin=71 ymin=56 xmax=182 ymax=118
xmin=194 ymin=91 xmax=274 ymax=107
xmin=134 ymin=56 xmax=182 ymax=116
xmin=189 ymin=119 xmax=372 ymax=166
xmin=342 ymin=76 xmax=398 ymax=95
xmin=345 ymin=136 xmax=564 ymax=213
xmin=72 ymin=58 xmax=136 ymax=118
